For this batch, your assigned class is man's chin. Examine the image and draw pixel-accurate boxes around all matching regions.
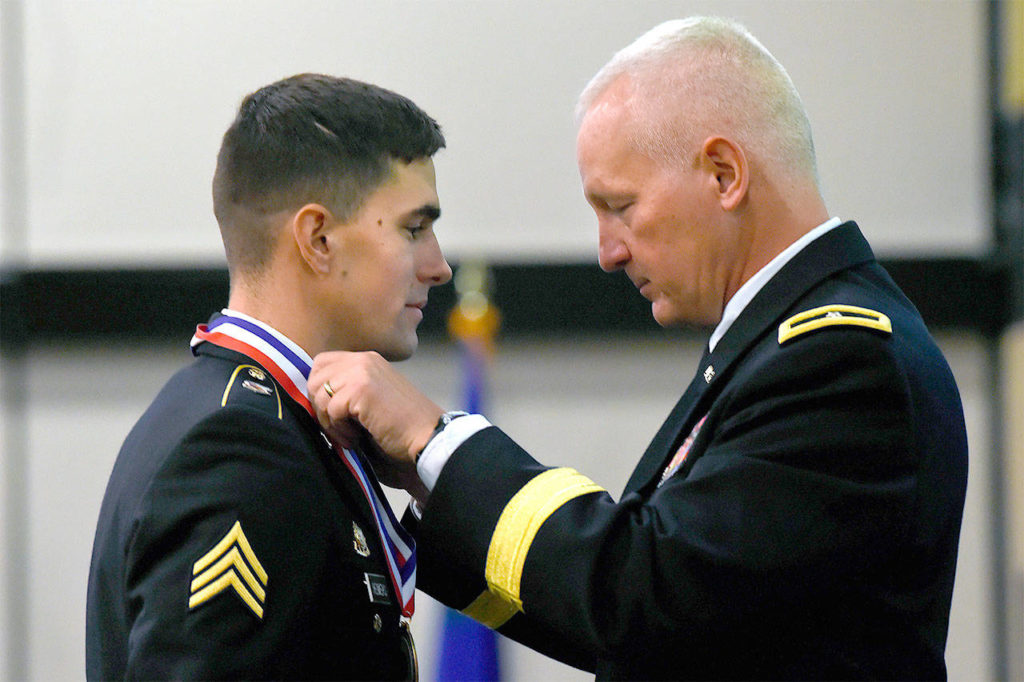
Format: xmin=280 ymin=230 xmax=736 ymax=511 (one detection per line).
xmin=652 ymin=302 xmax=715 ymax=329
xmin=651 ymin=302 xmax=683 ymax=328
xmin=378 ymin=337 xmax=418 ymax=363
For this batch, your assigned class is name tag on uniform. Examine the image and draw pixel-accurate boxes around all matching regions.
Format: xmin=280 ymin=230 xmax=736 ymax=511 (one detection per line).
xmin=363 ymin=573 xmax=392 ymax=605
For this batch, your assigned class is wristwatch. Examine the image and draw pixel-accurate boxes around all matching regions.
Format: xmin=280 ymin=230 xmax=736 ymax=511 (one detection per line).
xmin=418 ymin=410 xmax=470 ymax=458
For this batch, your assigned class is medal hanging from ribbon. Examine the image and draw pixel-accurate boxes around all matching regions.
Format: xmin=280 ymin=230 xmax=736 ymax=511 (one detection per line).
xmin=192 ymin=311 xmax=416 ymax=617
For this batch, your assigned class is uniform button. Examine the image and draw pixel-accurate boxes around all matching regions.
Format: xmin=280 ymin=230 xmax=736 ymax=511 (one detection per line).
xmin=373 ymin=613 xmax=383 ymax=633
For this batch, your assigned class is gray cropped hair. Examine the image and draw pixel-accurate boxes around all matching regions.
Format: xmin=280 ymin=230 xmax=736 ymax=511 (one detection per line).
xmin=576 ymin=17 xmax=819 ymax=185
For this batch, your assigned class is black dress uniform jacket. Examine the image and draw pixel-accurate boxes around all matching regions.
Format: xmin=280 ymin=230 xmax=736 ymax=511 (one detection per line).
xmin=87 ymin=341 xmax=413 ymax=680
xmin=408 ymin=222 xmax=968 ymax=680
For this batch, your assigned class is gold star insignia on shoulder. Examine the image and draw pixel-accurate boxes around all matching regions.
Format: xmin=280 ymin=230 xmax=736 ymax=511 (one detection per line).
xmin=778 ymin=304 xmax=892 ymax=345
xmin=189 ymin=521 xmax=268 ymax=619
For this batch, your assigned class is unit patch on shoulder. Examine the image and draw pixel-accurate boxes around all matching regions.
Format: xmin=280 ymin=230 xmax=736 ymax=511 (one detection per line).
xmin=778 ymin=304 xmax=892 ymax=345
xmin=188 ymin=520 xmax=269 ymax=619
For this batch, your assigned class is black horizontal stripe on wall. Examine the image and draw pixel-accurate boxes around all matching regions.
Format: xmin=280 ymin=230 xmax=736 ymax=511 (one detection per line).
xmin=0 ymin=258 xmax=1012 ymax=348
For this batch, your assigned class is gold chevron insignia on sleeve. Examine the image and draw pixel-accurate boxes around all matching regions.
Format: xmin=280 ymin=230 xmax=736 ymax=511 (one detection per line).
xmin=188 ymin=521 xmax=269 ymax=619
xmin=778 ymin=304 xmax=892 ymax=345
xmin=484 ymin=468 xmax=604 ymax=613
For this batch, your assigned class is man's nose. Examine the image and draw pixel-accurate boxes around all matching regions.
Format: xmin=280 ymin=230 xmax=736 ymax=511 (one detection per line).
xmin=420 ymin=234 xmax=453 ymax=286
xmin=598 ymin=220 xmax=630 ymax=272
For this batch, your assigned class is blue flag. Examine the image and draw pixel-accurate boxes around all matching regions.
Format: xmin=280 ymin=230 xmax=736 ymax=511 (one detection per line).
xmin=437 ymin=608 xmax=500 ymax=682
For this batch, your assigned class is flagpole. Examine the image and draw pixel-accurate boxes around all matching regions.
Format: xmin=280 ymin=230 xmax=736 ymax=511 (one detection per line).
xmin=436 ymin=261 xmax=502 ymax=682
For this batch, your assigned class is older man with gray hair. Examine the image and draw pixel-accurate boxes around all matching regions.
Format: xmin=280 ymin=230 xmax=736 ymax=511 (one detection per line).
xmin=310 ymin=17 xmax=967 ymax=680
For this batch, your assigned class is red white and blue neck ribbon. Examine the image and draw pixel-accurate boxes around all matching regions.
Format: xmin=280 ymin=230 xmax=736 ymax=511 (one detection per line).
xmin=191 ymin=310 xmax=417 ymax=617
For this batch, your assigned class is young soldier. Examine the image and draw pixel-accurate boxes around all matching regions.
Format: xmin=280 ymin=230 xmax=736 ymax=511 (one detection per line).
xmin=87 ymin=74 xmax=451 ymax=680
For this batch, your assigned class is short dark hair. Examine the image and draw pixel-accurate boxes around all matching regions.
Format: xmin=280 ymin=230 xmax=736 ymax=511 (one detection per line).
xmin=212 ymin=73 xmax=445 ymax=275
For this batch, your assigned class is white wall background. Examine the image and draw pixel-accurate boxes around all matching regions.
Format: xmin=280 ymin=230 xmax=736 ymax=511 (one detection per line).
xmin=2 ymin=0 xmax=990 ymax=266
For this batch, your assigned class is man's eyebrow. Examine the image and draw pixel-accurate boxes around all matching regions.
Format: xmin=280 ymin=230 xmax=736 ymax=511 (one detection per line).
xmin=407 ymin=204 xmax=441 ymax=221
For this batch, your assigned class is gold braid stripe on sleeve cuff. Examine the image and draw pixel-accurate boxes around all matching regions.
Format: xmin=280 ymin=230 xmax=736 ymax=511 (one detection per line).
xmin=483 ymin=468 xmax=605 ymax=613
xmin=461 ymin=589 xmax=521 ymax=629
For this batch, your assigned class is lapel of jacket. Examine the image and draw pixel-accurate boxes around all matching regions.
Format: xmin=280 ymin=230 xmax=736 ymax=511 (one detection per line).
xmin=622 ymin=344 xmax=712 ymax=495
xmin=622 ymin=222 xmax=876 ymax=496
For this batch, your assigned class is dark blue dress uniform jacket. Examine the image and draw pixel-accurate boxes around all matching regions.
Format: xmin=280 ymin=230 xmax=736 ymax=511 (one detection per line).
xmin=408 ymin=222 xmax=968 ymax=680
xmin=86 ymin=342 xmax=413 ymax=680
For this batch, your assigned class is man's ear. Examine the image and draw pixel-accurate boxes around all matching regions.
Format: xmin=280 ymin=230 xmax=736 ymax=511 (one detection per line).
xmin=292 ymin=203 xmax=335 ymax=274
xmin=699 ymin=136 xmax=748 ymax=211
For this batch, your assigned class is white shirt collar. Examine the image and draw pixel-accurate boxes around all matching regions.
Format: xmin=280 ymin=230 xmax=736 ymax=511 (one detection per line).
xmin=708 ymin=217 xmax=843 ymax=352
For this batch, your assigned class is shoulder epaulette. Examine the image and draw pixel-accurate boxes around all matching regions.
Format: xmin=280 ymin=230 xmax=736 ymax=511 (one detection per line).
xmin=220 ymin=364 xmax=282 ymax=419
xmin=778 ymin=304 xmax=892 ymax=345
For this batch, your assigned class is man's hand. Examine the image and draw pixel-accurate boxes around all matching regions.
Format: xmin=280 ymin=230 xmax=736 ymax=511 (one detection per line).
xmin=308 ymin=351 xmax=443 ymax=493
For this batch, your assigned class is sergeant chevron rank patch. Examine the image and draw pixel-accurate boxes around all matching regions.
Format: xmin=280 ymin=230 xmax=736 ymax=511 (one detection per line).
xmin=778 ymin=304 xmax=892 ymax=344
xmin=188 ymin=521 xmax=268 ymax=619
